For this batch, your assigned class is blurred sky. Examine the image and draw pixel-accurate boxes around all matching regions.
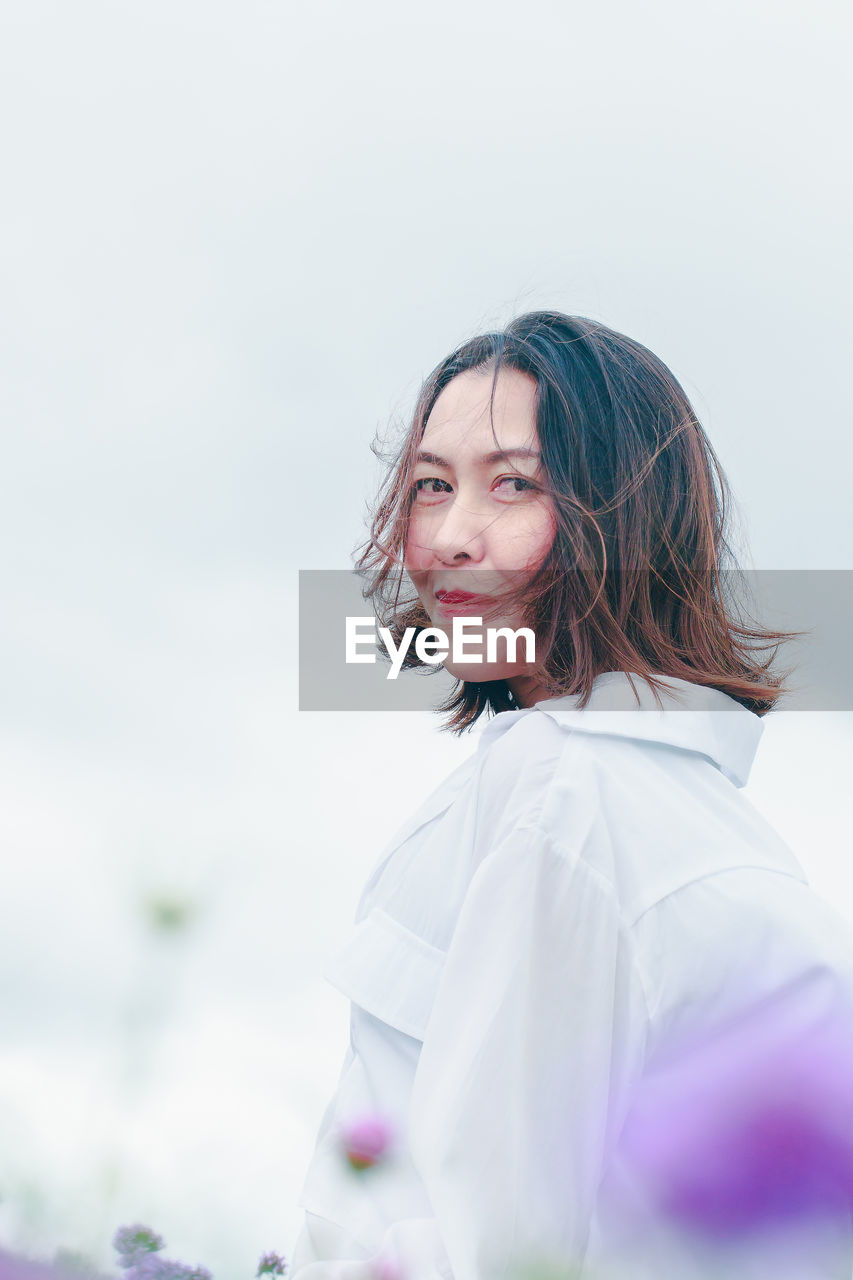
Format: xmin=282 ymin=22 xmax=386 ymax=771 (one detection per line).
xmin=0 ymin=1 xmax=852 ymax=1277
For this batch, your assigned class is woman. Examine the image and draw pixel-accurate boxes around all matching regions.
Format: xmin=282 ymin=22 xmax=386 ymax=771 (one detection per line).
xmin=290 ymin=313 xmax=853 ymax=1279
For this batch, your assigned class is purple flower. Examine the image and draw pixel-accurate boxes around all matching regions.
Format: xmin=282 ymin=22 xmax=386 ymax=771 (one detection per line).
xmin=338 ymin=1113 xmax=393 ymax=1171
xmin=614 ymin=996 xmax=853 ymax=1239
xmin=124 ymin=1259 xmax=211 ymax=1280
xmin=158 ymin=1267 xmax=210 ymax=1280
xmin=256 ymin=1255 xmax=287 ymax=1279
xmin=112 ymin=1230 xmax=165 ymax=1271
xmin=112 ymin=1227 xmax=209 ymax=1280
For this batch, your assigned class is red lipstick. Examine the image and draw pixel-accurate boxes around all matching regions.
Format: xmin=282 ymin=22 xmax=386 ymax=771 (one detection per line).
xmin=434 ymin=589 xmax=494 ymax=617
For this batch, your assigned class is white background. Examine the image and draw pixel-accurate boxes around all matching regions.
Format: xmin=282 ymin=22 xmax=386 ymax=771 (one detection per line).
xmin=0 ymin=2 xmax=851 ymax=1277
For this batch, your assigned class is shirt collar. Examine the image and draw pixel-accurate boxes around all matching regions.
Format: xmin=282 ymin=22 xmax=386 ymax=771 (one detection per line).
xmin=478 ymin=671 xmax=764 ymax=788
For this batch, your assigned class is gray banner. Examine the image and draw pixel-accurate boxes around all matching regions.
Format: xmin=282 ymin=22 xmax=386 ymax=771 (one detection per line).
xmin=298 ymin=570 xmax=853 ymax=712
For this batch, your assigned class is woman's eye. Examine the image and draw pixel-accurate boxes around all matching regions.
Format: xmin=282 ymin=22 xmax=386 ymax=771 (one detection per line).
xmin=413 ymin=477 xmax=453 ymax=502
xmin=493 ymin=475 xmax=537 ymax=496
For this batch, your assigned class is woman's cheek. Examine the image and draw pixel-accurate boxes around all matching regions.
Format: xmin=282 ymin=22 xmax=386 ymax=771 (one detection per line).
xmin=403 ymin=512 xmax=430 ymax=571
xmin=508 ymin=505 xmax=557 ymax=572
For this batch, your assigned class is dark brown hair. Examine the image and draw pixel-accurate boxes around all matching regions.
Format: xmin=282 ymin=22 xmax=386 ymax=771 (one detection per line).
xmin=356 ymin=311 xmax=795 ymax=731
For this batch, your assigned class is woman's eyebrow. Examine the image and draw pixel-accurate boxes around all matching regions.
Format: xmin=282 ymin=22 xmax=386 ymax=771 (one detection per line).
xmin=415 ymin=447 xmax=540 ymax=467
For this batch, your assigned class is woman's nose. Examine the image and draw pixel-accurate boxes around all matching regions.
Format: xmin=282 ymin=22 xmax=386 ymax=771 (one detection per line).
xmin=427 ymin=499 xmax=488 ymax=565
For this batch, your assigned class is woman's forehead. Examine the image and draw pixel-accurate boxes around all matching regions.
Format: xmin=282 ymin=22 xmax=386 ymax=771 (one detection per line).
xmin=421 ymin=367 xmax=539 ymax=457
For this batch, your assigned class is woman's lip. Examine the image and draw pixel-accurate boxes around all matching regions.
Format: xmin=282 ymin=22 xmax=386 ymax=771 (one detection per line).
xmin=433 ymin=590 xmax=496 ymax=617
xmin=435 ymin=590 xmax=481 ymax=603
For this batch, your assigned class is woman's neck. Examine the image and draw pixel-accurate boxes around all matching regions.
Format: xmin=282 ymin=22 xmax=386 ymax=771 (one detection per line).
xmin=507 ymin=672 xmax=554 ymax=709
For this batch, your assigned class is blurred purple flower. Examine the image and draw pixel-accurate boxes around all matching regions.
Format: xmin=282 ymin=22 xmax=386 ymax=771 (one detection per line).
xmin=615 ymin=996 xmax=853 ymax=1238
xmin=112 ymin=1228 xmax=209 ymax=1280
xmin=112 ymin=1230 xmax=165 ymax=1271
xmin=0 ymin=1228 xmax=217 ymax=1280
xmin=338 ymin=1113 xmax=393 ymax=1171
xmin=126 ymin=1261 xmax=211 ymax=1280
xmin=256 ymin=1255 xmax=287 ymax=1278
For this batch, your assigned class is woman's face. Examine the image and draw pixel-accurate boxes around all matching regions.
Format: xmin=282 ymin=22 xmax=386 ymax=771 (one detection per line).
xmin=404 ymin=366 xmax=557 ymax=693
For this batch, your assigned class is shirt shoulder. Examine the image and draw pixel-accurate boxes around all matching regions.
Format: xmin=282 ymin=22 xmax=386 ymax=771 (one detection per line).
xmin=472 ymin=704 xmax=808 ymax=922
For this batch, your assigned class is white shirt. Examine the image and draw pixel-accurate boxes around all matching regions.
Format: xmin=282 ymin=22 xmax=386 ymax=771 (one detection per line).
xmin=291 ymin=673 xmax=853 ymax=1279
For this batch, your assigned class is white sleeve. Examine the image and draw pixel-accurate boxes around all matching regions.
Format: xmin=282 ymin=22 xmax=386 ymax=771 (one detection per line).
xmin=406 ymin=820 xmax=650 ymax=1280
xmin=291 ymin=821 xmax=650 ymax=1280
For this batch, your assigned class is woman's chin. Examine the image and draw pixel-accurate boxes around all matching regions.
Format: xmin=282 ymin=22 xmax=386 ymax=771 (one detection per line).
xmin=443 ymin=660 xmax=537 ymax=685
